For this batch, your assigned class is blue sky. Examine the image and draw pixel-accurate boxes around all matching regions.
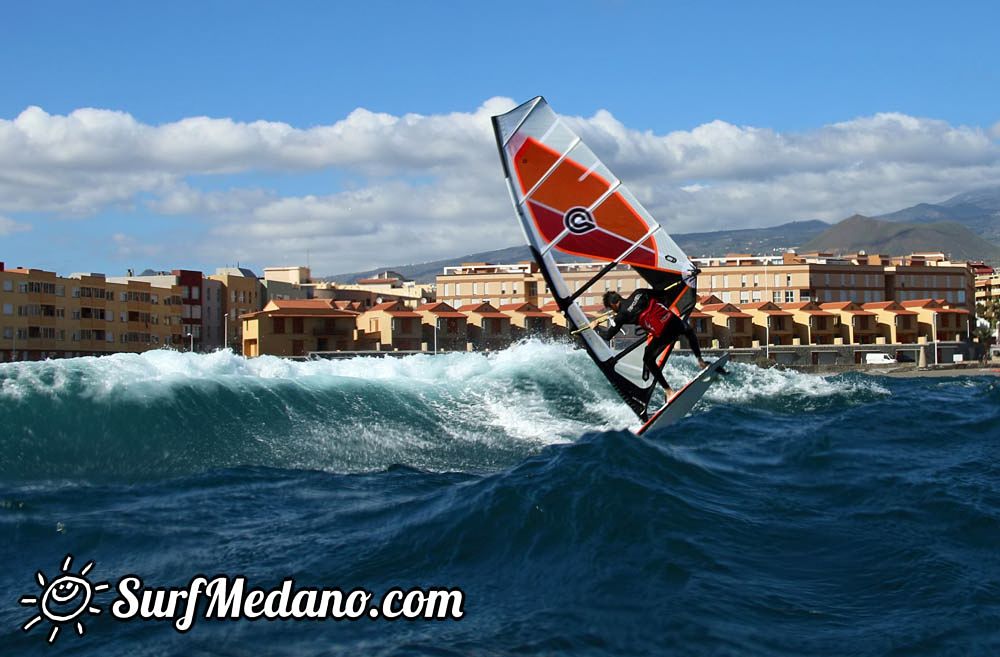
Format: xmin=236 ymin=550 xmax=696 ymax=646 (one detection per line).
xmin=2 ymin=0 xmax=999 ymax=276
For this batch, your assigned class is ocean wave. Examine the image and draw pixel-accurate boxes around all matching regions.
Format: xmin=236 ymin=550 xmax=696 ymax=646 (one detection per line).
xmin=0 ymin=341 xmax=891 ymax=481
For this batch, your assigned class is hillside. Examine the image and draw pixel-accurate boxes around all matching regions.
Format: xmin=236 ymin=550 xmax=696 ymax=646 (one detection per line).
xmin=876 ymin=186 xmax=1000 ymax=242
xmin=326 ymin=220 xmax=828 ymax=283
xmin=804 ymin=215 xmax=1000 ymax=262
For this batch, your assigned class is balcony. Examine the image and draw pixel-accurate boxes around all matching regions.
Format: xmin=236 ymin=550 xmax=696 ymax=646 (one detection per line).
xmin=312 ymin=328 xmax=353 ymax=337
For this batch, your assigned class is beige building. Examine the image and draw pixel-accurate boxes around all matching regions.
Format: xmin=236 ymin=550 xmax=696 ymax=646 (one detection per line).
xmin=313 ymin=271 xmax=435 ymax=310
xmin=435 ymin=252 xmax=976 ymax=318
xmin=780 ymin=301 xmax=840 ymax=345
xmin=415 ymin=302 xmax=468 ymax=352
xmin=499 ymin=302 xmax=555 ymax=338
xmin=901 ymin=299 xmax=970 ymax=342
xmin=976 ymin=272 xmax=999 ymax=304
xmin=742 ymin=301 xmax=796 ymax=346
xmin=241 ymin=299 xmax=360 ymax=357
xmin=694 ymin=252 xmax=974 ymax=308
xmin=1 ymin=265 xmax=182 ymax=361
xmin=261 ymin=266 xmax=313 ymax=304
xmin=699 ymin=302 xmax=753 ymax=348
xmin=861 ymin=301 xmax=919 ymax=344
xmin=820 ymin=302 xmax=880 ymax=344
xmin=208 ymin=267 xmax=263 ymax=352
xmin=358 ymin=301 xmax=423 ymax=351
xmin=458 ymin=302 xmax=512 ymax=350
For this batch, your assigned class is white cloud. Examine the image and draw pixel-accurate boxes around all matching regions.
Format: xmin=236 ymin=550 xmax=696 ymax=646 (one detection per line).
xmin=111 ymin=233 xmax=162 ymax=259
xmin=2 ymin=100 xmax=999 ymax=272
xmin=0 ymin=215 xmax=31 ymax=236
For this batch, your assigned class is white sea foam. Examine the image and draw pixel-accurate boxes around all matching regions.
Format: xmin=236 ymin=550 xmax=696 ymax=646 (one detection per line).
xmin=0 ymin=340 xmax=888 ymax=422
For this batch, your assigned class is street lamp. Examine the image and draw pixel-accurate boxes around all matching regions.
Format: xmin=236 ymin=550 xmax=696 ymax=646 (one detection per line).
xmin=186 ymin=332 xmax=194 ymax=352
xmin=434 ymin=318 xmax=440 ymax=354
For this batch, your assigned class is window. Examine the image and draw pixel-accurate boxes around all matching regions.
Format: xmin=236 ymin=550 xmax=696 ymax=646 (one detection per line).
xmin=721 ymin=291 xmax=731 ymax=303
xmin=472 ymin=283 xmax=479 ymax=295
xmin=712 ymin=275 xmax=719 ymax=289
xmin=786 ymin=274 xmax=792 ymax=286
xmin=2 ymin=304 xmax=11 ymax=315
xmin=192 ymin=286 xmax=200 ymax=300
xmin=752 ymin=291 xmax=761 ymax=302
xmin=740 ymin=275 xmax=747 ymax=287
xmin=785 ymin=290 xmax=795 ymax=303
xmin=2 ymin=280 xmax=11 ymax=292
xmin=723 ymin=275 xmax=730 ymax=288
xmin=455 ymin=284 xmax=461 ymax=296
xmin=753 ymin=274 xmax=759 ymax=287
xmin=773 ymin=291 xmax=782 ymax=303
xmin=739 ymin=291 xmax=749 ymax=304
xmin=292 ymin=318 xmax=304 ymax=334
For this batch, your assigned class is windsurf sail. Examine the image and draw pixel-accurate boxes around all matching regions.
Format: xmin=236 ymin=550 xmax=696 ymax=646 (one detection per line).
xmin=491 ymin=96 xmax=699 ymax=420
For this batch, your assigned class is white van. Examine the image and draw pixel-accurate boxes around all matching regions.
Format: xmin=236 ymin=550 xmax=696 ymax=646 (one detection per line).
xmin=864 ymin=353 xmax=897 ymax=365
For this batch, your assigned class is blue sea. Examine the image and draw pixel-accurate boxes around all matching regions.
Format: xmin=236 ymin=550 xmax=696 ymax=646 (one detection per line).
xmin=1 ymin=341 xmax=998 ymax=656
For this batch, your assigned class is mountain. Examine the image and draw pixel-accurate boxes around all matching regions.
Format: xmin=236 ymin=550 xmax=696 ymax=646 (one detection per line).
xmin=804 ymin=215 xmax=1000 ymax=262
xmin=325 ymin=220 xmax=829 ymax=283
xmin=876 ymin=186 xmax=1000 ymax=242
xmin=674 ymin=220 xmax=828 ymax=258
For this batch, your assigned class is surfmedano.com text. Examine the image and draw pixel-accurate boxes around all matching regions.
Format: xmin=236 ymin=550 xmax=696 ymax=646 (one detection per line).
xmin=112 ymin=575 xmax=465 ymax=632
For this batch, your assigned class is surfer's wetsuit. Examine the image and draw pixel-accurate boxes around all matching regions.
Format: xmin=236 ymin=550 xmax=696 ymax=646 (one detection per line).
xmin=604 ymin=288 xmax=704 ymax=394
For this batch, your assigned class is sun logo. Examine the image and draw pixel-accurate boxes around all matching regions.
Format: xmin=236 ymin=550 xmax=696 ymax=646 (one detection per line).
xmin=19 ymin=554 xmax=111 ymax=644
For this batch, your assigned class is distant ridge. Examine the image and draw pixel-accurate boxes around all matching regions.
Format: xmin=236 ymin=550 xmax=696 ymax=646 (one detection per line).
xmin=804 ymin=215 xmax=1000 ymax=262
xmin=876 ymin=186 xmax=1000 ymax=242
xmin=326 ymin=186 xmax=1000 ymax=283
xmin=326 ymin=220 xmax=829 ymax=283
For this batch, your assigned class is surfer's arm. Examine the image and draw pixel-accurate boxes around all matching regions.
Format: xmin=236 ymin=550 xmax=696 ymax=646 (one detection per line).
xmin=604 ymin=316 xmax=624 ymax=341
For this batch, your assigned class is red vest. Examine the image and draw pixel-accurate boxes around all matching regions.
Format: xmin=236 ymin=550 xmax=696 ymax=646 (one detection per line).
xmin=638 ymin=299 xmax=673 ymax=336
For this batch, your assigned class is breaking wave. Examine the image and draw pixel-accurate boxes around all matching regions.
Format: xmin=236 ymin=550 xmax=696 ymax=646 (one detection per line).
xmin=1 ymin=340 xmax=889 ymax=481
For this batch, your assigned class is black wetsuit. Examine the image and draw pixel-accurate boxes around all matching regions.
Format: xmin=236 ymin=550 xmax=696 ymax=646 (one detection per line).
xmin=604 ymin=288 xmax=703 ymax=393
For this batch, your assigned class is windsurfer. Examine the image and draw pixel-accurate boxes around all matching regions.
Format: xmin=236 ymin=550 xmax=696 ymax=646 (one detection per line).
xmin=602 ymin=290 xmax=707 ymax=402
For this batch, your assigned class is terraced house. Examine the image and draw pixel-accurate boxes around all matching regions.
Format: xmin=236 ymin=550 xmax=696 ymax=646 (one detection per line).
xmin=0 ymin=263 xmax=183 ymax=362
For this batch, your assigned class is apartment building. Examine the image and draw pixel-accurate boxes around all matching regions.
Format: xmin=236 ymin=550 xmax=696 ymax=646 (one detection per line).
xmin=437 ymin=261 xmax=653 ymax=310
xmin=261 ymin=266 xmax=313 ymax=304
xmin=109 ymin=269 xmax=204 ymax=350
xmin=202 ymin=278 xmax=224 ymax=351
xmin=208 ymin=267 xmax=263 ymax=352
xmin=435 ymin=252 xmax=975 ymax=318
xmin=694 ymin=252 xmax=974 ymax=308
xmin=1 ymin=263 xmax=182 ymax=361
xmin=976 ymin=272 xmax=1000 ymax=304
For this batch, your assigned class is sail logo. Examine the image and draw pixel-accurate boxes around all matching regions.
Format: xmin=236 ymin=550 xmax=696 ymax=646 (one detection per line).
xmin=563 ymin=207 xmax=597 ymax=234
xmin=19 ymin=554 xmax=111 ymax=644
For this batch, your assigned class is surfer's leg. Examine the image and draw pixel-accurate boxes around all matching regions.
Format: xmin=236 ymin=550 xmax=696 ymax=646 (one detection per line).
xmin=643 ymin=336 xmax=674 ymax=400
xmin=668 ymin=315 xmax=708 ymax=369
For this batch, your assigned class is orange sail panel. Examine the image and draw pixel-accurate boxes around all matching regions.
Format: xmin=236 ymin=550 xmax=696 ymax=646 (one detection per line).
xmin=513 ymin=137 xmax=659 ymax=269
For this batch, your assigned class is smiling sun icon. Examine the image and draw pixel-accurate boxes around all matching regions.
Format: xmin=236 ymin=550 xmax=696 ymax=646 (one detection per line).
xmin=19 ymin=554 xmax=111 ymax=644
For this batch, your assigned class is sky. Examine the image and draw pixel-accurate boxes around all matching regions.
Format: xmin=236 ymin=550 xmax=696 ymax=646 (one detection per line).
xmin=1 ymin=0 xmax=999 ymax=277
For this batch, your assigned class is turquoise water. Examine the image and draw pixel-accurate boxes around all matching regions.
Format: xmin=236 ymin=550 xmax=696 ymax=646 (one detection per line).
xmin=1 ymin=342 xmax=998 ymax=655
